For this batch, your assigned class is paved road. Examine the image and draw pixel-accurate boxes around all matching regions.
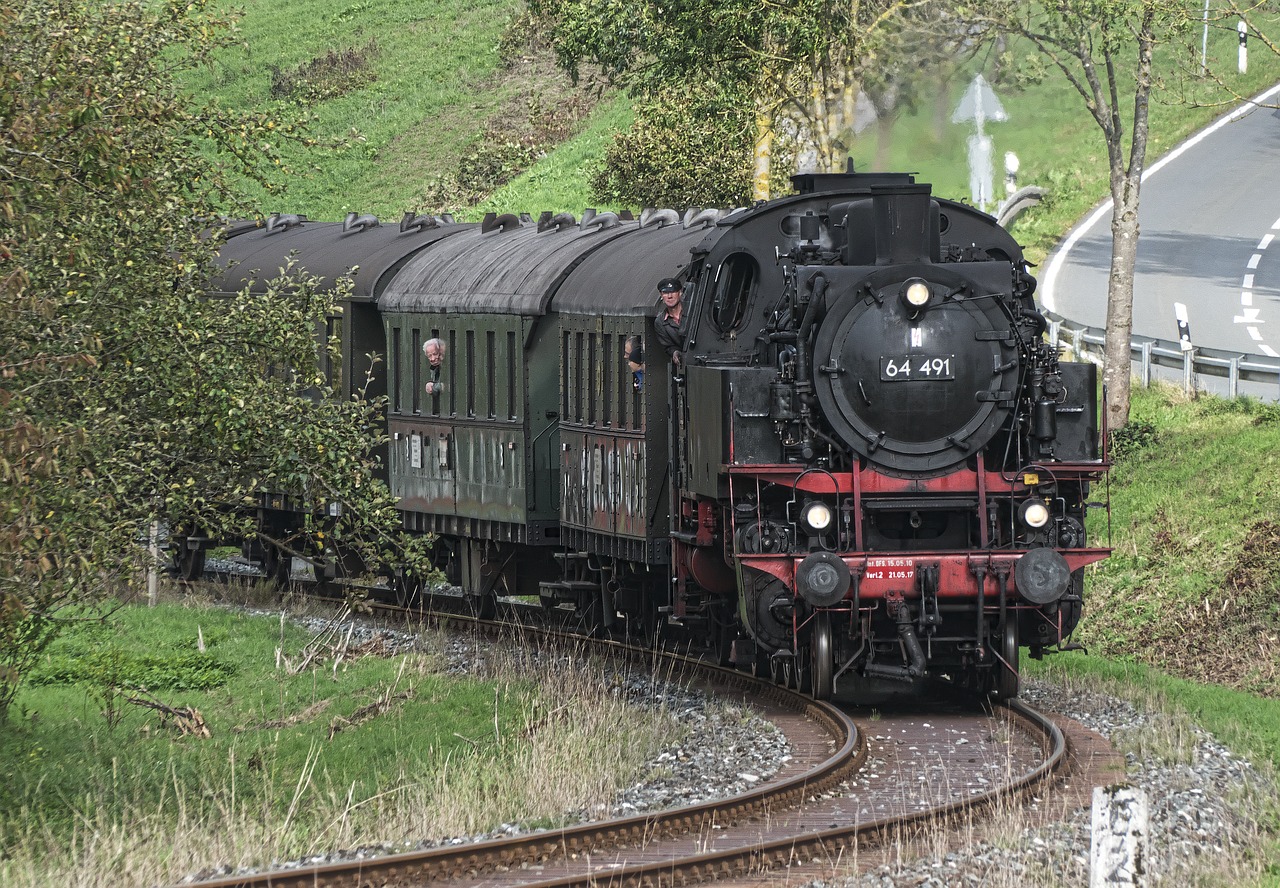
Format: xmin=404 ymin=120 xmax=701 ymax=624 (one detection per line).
xmin=1040 ymin=82 xmax=1280 ymax=395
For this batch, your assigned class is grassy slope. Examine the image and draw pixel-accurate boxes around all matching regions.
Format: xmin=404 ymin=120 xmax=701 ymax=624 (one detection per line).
xmin=185 ymin=0 xmax=525 ymax=218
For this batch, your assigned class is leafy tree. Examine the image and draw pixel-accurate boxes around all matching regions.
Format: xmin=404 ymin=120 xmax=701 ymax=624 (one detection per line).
xmin=952 ymin=0 xmax=1271 ymax=429
xmin=0 ymin=0 xmax=428 ymax=714
xmin=529 ymin=0 xmax=923 ymax=199
xmin=590 ymin=85 xmax=792 ymax=208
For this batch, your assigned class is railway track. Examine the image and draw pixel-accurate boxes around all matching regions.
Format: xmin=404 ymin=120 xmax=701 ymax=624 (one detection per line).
xmin=186 ymin=588 xmax=1069 ymax=888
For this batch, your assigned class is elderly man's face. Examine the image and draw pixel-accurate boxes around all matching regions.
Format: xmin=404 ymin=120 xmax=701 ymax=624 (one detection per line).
xmin=425 ymin=344 xmax=443 ymax=367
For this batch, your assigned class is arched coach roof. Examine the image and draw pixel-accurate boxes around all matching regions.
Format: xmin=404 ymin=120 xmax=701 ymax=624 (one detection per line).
xmin=553 ymin=221 xmax=720 ymax=316
xmin=209 ymin=217 xmax=470 ymax=302
xmin=379 ymin=217 xmax=644 ymax=316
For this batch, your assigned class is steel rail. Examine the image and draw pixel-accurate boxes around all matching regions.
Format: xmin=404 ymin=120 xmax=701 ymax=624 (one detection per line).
xmin=185 ymin=606 xmax=865 ymax=888
xmin=504 ymin=697 xmax=1065 ymax=887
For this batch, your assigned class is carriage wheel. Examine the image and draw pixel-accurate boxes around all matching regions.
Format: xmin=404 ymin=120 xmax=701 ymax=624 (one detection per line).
xmin=394 ymin=572 xmax=423 ymax=609
xmin=172 ymin=542 xmax=206 ymax=581
xmin=465 ymin=591 xmax=498 ymax=621
xmin=261 ymin=545 xmax=291 ymax=590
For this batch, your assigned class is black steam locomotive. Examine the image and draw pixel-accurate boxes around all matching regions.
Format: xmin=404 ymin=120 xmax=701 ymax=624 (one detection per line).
xmin=208 ymin=170 xmax=1109 ymax=701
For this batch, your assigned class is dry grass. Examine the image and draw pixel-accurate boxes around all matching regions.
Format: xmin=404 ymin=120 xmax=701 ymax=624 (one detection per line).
xmin=0 ymin=596 xmax=688 ymax=888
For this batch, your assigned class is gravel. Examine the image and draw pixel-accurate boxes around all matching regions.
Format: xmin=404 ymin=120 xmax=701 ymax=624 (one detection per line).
xmin=821 ymin=679 xmax=1278 ymax=887
xmin=188 ymin=600 xmax=1277 ymax=886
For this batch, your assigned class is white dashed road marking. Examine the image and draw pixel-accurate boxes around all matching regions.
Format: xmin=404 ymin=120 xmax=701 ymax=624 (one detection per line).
xmin=1234 ymin=214 xmax=1280 ymax=357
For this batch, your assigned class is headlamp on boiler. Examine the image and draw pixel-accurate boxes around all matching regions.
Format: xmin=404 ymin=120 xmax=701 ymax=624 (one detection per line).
xmin=901 ymin=278 xmax=931 ymax=311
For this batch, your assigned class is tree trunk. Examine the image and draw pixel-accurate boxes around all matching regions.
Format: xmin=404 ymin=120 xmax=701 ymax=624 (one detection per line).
xmin=752 ymin=109 xmax=773 ymax=201
xmin=1101 ymin=11 xmax=1157 ymax=434
xmin=1103 ymin=180 xmax=1140 ymax=433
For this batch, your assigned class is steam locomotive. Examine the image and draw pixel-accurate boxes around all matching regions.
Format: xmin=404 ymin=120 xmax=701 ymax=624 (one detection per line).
xmin=208 ymin=169 xmax=1109 ymax=701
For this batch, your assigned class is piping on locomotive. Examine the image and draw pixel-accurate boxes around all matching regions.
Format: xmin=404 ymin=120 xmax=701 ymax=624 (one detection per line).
xmin=669 ymin=171 xmax=1109 ymax=700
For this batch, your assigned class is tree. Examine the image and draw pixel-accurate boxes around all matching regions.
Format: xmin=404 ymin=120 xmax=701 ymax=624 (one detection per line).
xmin=952 ymin=0 xmax=1263 ymax=430
xmin=0 ymin=0 xmax=428 ymax=713
xmin=529 ymin=0 xmax=924 ymax=200
xmin=589 ymin=84 xmax=793 ymax=208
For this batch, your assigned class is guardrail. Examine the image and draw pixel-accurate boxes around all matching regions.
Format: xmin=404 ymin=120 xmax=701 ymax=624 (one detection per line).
xmin=1045 ymin=310 xmax=1280 ymax=400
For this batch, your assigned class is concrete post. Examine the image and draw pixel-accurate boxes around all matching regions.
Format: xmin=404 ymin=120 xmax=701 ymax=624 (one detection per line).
xmin=1090 ymin=784 xmax=1149 ymax=887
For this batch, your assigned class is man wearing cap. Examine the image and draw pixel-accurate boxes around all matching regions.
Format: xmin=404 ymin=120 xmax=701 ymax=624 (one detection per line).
xmin=653 ymin=277 xmax=686 ymax=364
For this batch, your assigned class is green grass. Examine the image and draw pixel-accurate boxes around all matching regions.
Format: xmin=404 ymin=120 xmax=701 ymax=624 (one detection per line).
xmin=1 ymin=600 xmax=519 ymax=837
xmin=0 ymin=593 xmax=683 ymax=885
xmin=186 ymin=0 xmax=1280 ymax=255
xmin=185 ymin=0 xmax=525 ymax=218
xmin=1079 ymin=384 xmax=1280 ymax=698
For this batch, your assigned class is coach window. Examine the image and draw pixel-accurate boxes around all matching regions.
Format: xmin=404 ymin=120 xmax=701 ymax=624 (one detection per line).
xmin=506 ymin=330 xmax=517 ymax=421
xmin=574 ymin=331 xmax=585 ymax=423
xmin=713 ymin=252 xmax=758 ymax=333
xmin=447 ymin=329 xmax=457 ymax=416
xmin=411 ymin=328 xmax=422 ymax=414
xmin=465 ymin=329 xmax=476 ymax=418
xmin=391 ymin=326 xmax=402 ymax=414
xmin=587 ymin=332 xmax=598 ymax=426
xmin=325 ymin=315 xmax=342 ymax=391
xmin=486 ymin=330 xmax=496 ymax=418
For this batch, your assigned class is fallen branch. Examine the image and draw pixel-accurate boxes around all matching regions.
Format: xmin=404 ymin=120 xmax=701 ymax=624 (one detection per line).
xmin=234 ymin=699 xmax=333 ymax=733
xmin=125 ymin=689 xmax=211 ymax=738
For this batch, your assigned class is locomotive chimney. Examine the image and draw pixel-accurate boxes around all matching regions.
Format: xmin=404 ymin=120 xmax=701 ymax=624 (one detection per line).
xmin=871 ymin=184 xmax=936 ymax=265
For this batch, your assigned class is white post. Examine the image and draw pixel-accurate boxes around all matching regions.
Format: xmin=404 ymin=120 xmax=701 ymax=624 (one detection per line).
xmin=1174 ymin=302 xmax=1193 ymax=353
xmin=1090 ymin=785 xmax=1149 ymax=887
xmin=148 ymin=518 xmax=160 ymax=607
xmin=1004 ymin=151 xmax=1019 ymax=196
xmin=1239 ymin=20 xmax=1248 ymax=74
xmin=1201 ymin=0 xmax=1211 ymax=74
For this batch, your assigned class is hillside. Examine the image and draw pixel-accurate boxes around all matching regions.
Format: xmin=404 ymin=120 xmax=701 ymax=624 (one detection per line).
xmin=185 ymin=0 xmax=1280 ymax=266
xmin=182 ymin=0 xmax=609 ymax=219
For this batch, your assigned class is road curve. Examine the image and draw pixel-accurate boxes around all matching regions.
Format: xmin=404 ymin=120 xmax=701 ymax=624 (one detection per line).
xmin=1042 ymin=82 xmax=1280 ymax=373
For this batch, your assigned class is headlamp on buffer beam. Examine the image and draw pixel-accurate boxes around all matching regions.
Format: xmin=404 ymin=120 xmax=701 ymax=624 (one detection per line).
xmin=1018 ymin=497 xmax=1051 ymax=530
xmin=801 ymin=500 xmax=833 ymax=534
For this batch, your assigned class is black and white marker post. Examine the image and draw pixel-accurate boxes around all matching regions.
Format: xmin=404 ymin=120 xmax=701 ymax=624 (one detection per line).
xmin=1175 ymin=301 xmax=1195 ymax=395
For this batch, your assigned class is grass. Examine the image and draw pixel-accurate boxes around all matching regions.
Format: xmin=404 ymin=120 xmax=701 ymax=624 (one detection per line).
xmin=183 ymin=0 xmax=1280 ymax=252
xmin=1025 ymin=657 xmax=1280 ymax=888
xmin=0 ymin=585 xmax=686 ymax=887
xmin=185 ymin=0 xmax=527 ymax=218
xmin=1079 ymin=384 xmax=1280 ymax=699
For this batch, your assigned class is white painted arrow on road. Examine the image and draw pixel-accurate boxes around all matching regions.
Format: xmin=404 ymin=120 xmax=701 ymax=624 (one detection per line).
xmin=1234 ymin=307 xmax=1264 ymax=324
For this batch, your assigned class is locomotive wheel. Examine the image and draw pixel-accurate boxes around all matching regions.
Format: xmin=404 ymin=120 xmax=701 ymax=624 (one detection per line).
xmin=994 ymin=618 xmax=1020 ymax=700
xmin=809 ymin=611 xmax=834 ymax=700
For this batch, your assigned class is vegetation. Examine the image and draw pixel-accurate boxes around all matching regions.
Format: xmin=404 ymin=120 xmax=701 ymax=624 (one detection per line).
xmin=0 ymin=0 xmax=432 ymax=713
xmin=529 ymin=0 xmax=933 ymax=201
xmin=6 ymin=0 xmax=1280 ymax=881
xmin=1083 ymin=384 xmax=1280 ymax=698
xmin=0 ymin=591 xmax=685 ymax=887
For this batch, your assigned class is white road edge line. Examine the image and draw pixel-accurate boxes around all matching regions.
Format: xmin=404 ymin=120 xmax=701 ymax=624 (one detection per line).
xmin=1040 ymin=80 xmax=1280 ymax=314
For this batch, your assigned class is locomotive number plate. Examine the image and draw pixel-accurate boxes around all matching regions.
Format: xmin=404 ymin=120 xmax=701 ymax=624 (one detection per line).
xmin=879 ymin=355 xmax=955 ymax=381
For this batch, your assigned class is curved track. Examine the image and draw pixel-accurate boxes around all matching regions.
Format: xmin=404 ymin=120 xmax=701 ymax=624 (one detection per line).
xmin=186 ymin=592 xmax=1069 ymax=888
